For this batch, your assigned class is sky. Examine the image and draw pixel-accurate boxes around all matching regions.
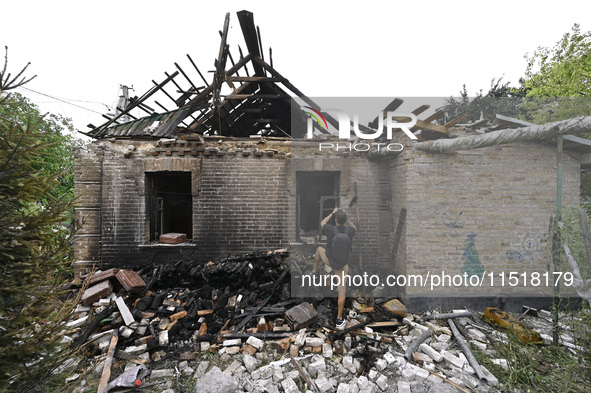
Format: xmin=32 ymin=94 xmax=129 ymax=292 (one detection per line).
xmin=1 ymin=0 xmax=590 ymax=135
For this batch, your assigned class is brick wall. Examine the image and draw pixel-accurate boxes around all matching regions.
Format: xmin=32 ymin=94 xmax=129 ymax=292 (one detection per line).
xmin=73 ymin=136 xmax=581 ymax=300
xmin=194 ymin=155 xmax=289 ymax=261
xmin=73 ymin=140 xmax=292 ymax=271
xmin=394 ymin=142 xmax=580 ymax=298
xmin=72 ymin=144 xmax=103 ymax=272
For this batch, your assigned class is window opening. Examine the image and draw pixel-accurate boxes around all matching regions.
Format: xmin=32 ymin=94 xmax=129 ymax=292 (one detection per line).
xmin=146 ymin=172 xmax=192 ymax=241
xmin=296 ymin=171 xmax=340 ymax=241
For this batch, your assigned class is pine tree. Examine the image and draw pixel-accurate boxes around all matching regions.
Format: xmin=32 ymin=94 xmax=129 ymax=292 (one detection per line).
xmin=0 ymin=47 xmax=77 ymax=392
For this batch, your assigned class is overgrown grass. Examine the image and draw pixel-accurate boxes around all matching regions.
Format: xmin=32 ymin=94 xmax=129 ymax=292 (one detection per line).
xmin=473 ymin=310 xmax=590 ymax=393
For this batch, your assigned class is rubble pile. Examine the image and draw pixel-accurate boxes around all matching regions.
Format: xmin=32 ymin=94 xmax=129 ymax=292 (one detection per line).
xmin=70 ymin=249 xmax=292 ymax=353
xmin=61 ymin=250 xmax=588 ymax=393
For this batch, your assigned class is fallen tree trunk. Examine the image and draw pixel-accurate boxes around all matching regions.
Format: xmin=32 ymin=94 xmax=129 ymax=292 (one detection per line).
xmin=414 ymin=116 xmax=591 ymax=152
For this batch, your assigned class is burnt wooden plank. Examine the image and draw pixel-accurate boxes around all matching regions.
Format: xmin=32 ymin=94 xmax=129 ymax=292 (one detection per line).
xmin=412 ymin=105 xmax=430 ymax=116
xmin=187 ymin=54 xmax=210 ymax=87
xmin=423 ymin=109 xmax=446 ymax=123
xmin=231 ymin=267 xmax=289 ymax=333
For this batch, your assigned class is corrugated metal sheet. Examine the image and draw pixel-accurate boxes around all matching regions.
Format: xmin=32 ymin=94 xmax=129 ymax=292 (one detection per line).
xmin=88 ymin=106 xmax=197 ymax=138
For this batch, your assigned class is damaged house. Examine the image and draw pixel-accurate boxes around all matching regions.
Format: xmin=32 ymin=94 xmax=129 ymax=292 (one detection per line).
xmin=73 ymin=11 xmax=591 ymax=311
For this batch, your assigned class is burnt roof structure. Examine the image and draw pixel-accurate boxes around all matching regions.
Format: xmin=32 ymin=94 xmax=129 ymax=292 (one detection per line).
xmin=85 ymin=11 xmax=465 ymax=141
xmin=86 ymin=11 xmax=319 ymax=140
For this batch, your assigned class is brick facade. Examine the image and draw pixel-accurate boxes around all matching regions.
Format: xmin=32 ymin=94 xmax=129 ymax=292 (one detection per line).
xmin=73 ymin=138 xmax=580 ymax=301
xmin=393 ymin=142 xmax=580 ymax=299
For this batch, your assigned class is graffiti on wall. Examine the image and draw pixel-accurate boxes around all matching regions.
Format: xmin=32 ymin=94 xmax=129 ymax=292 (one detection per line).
xmin=461 ymin=233 xmax=485 ymax=277
xmin=506 ymin=230 xmax=544 ymax=268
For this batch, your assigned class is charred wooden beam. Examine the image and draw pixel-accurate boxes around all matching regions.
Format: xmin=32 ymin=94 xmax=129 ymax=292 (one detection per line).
xmin=223 ymin=94 xmax=289 ymax=100
xmin=187 ymin=54 xmax=209 ymax=87
xmin=238 ymin=45 xmax=250 ymax=77
xmin=412 ymin=104 xmax=430 ymax=116
xmin=251 ymin=56 xmax=335 ymax=133
xmin=444 ymin=114 xmax=468 ymax=127
xmin=423 ymin=109 xmax=446 ymax=123
xmin=96 ymin=71 xmax=179 ymax=133
xmin=220 ymin=332 xmax=293 ymax=340
xmin=185 ymin=53 xmax=253 ymax=125
xmin=227 ymin=76 xmax=286 ymax=82
xmin=231 ymin=267 xmax=289 ymax=333
xmin=175 ymin=62 xmax=199 ymax=92
xmin=237 ymin=10 xmax=264 ymax=76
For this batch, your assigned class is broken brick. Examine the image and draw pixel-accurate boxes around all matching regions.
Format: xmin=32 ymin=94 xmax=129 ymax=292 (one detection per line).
xmin=115 ymin=269 xmax=147 ymax=293
xmin=241 ymin=343 xmax=257 ymax=356
xmin=170 ymin=310 xmax=187 ymax=321
xmin=159 ymin=232 xmax=187 ymax=244
xmin=179 ymin=351 xmax=197 ymax=361
xmin=88 ymin=268 xmax=120 ymax=286
xmin=80 ymin=280 xmax=113 ymax=306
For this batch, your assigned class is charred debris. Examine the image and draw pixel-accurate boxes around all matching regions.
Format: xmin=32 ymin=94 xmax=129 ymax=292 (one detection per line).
xmin=61 ymin=248 xmax=589 ymax=392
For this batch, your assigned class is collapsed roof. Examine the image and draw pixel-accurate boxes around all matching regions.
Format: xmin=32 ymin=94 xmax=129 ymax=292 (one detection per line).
xmin=86 ymin=11 xmax=314 ymax=139
xmin=85 ymin=11 xmax=591 ymax=155
xmin=85 ymin=11 xmax=464 ymax=141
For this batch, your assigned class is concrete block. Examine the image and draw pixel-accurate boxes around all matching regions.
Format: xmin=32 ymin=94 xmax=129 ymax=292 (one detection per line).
xmin=223 ymin=339 xmax=242 ymax=347
xmin=115 ymin=296 xmax=135 ymax=326
xmin=336 ymin=383 xmax=351 ymax=393
xmin=158 ymin=330 xmax=169 ymax=345
xmin=226 ymin=346 xmax=240 ymax=355
xmin=281 ymin=377 xmax=300 ymax=393
xmin=375 ymin=374 xmax=389 ymax=391
xmin=397 ymin=381 xmax=411 ymax=393
xmin=441 ymin=350 xmax=465 ymax=368
xmin=357 ymin=375 xmax=369 ymax=390
xmin=223 ymin=359 xmax=242 ymax=375
xmin=419 ymin=343 xmax=443 ymax=362
xmin=151 ymin=368 xmax=175 ymax=379
xmin=306 ymin=337 xmax=324 ymax=347
xmin=316 ymin=374 xmax=333 ymax=392
xmin=246 ymin=336 xmax=264 ymax=350
xmin=193 ymin=361 xmax=209 ymax=379
xmin=243 ymin=353 xmax=259 ymax=373
xmin=195 ymin=366 xmax=237 ymax=393
xmin=375 ymin=358 xmax=387 ymax=371
xmin=383 ymin=352 xmax=396 ymax=365
xmin=308 ymin=358 xmax=326 ymax=376
xmin=66 ymin=315 xmax=88 ymax=329
xmin=295 ymin=329 xmax=307 ymax=347
xmin=272 ymin=366 xmax=284 ymax=383
xmin=342 ymin=355 xmax=357 ymax=373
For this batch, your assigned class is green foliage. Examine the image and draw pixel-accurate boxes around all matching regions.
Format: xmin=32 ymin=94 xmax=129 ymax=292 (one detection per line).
xmin=444 ymin=23 xmax=591 ymax=125
xmin=0 ymin=51 xmax=78 ymax=392
xmin=524 ymin=24 xmax=591 ymax=98
xmin=443 ymin=24 xmax=591 ymax=199
xmin=0 ymin=92 xmax=80 ymax=200
xmin=443 ymin=79 xmax=525 ymax=123
xmin=475 ymin=333 xmax=589 ymax=392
